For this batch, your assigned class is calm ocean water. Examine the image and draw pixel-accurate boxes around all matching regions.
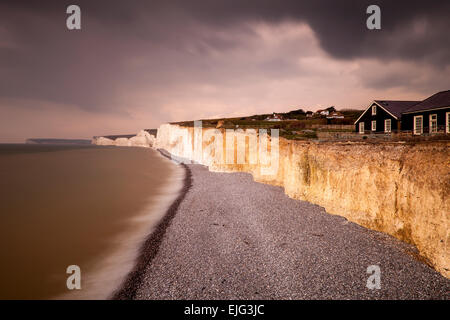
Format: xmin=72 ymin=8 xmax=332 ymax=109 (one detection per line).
xmin=0 ymin=144 xmax=182 ymax=299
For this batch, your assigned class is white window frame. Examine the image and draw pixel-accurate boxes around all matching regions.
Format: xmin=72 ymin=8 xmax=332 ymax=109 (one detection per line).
xmin=359 ymin=122 xmax=365 ymax=134
xmin=429 ymin=114 xmax=437 ymax=134
xmin=372 ymin=105 xmax=376 ymax=115
xmin=446 ymin=112 xmax=450 ymax=134
xmin=371 ymin=120 xmax=376 ymax=131
xmin=413 ymin=115 xmax=423 ymax=135
xmin=384 ymin=119 xmax=391 ymax=133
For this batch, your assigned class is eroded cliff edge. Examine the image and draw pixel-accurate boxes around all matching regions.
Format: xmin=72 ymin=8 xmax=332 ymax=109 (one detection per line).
xmin=155 ymin=123 xmax=449 ymax=277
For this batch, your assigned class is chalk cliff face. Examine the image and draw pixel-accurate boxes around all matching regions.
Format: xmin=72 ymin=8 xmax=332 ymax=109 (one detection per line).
xmin=156 ymin=123 xmax=450 ymax=277
xmin=93 ymin=136 xmax=115 ymax=146
xmin=92 ymin=130 xmax=156 ymax=148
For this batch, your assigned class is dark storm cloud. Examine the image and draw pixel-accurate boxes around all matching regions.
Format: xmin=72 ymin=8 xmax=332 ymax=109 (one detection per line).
xmin=0 ymin=0 xmax=449 ymax=142
xmin=31 ymin=0 xmax=450 ymax=62
xmin=59 ymin=0 xmax=450 ymax=63
xmin=1 ymin=1 xmax=449 ymax=104
xmin=164 ymin=0 xmax=450 ymax=65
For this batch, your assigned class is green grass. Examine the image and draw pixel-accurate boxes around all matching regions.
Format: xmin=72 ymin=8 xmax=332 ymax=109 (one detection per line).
xmin=172 ymin=108 xmax=361 ymax=140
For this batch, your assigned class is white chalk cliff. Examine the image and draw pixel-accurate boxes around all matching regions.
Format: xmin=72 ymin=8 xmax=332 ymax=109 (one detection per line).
xmin=154 ymin=123 xmax=450 ymax=278
xmin=92 ymin=130 xmax=156 ymax=148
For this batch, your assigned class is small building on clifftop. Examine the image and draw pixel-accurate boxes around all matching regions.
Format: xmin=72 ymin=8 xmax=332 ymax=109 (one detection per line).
xmin=355 ymin=90 xmax=450 ymax=135
xmin=401 ymin=90 xmax=450 ymax=135
xmin=354 ymin=100 xmax=419 ymax=134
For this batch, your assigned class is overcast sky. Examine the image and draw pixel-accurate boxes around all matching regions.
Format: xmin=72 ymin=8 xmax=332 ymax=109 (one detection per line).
xmin=1 ymin=0 xmax=449 ymax=141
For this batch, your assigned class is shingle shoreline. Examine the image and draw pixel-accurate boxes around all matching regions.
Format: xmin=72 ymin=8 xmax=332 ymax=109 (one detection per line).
xmin=111 ymin=151 xmax=192 ymax=300
xmin=115 ymin=153 xmax=449 ymax=300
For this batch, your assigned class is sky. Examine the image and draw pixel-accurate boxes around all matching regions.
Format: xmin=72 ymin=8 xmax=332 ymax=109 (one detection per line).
xmin=0 ymin=0 xmax=449 ymax=142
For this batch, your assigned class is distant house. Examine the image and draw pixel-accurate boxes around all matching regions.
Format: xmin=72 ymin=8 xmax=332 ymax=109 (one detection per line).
xmin=316 ymin=109 xmax=330 ymax=116
xmin=401 ymin=90 xmax=450 ymax=135
xmin=265 ymin=113 xmax=283 ymax=121
xmin=354 ymin=100 xmax=419 ymax=134
xmin=326 ymin=111 xmax=344 ymax=119
xmin=306 ymin=111 xmax=313 ymax=118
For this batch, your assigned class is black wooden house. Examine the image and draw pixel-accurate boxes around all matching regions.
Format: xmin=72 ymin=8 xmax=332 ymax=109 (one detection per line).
xmin=355 ymin=90 xmax=450 ymax=135
xmin=354 ymin=100 xmax=419 ymax=134
xmin=401 ymin=90 xmax=450 ymax=135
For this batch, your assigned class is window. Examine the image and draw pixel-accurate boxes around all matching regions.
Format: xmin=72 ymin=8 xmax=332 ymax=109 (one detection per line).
xmin=384 ymin=119 xmax=391 ymax=133
xmin=359 ymin=122 xmax=365 ymax=134
xmin=413 ymin=115 xmax=423 ymax=135
xmin=446 ymin=112 xmax=450 ymax=134
xmin=371 ymin=120 xmax=376 ymax=131
xmin=372 ymin=105 xmax=376 ymax=115
xmin=429 ymin=114 xmax=437 ymax=134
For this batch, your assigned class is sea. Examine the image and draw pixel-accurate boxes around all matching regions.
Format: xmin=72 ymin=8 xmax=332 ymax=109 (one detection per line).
xmin=0 ymin=144 xmax=183 ymax=299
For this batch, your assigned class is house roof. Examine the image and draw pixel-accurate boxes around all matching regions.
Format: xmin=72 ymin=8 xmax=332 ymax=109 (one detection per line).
xmin=402 ymin=90 xmax=450 ymax=114
xmin=354 ymin=90 xmax=450 ymax=125
xmin=354 ymin=100 xmax=419 ymax=124
xmin=373 ymin=100 xmax=420 ymax=118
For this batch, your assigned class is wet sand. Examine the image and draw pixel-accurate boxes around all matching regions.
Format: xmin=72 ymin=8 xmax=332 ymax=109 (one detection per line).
xmin=130 ymin=162 xmax=449 ymax=299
